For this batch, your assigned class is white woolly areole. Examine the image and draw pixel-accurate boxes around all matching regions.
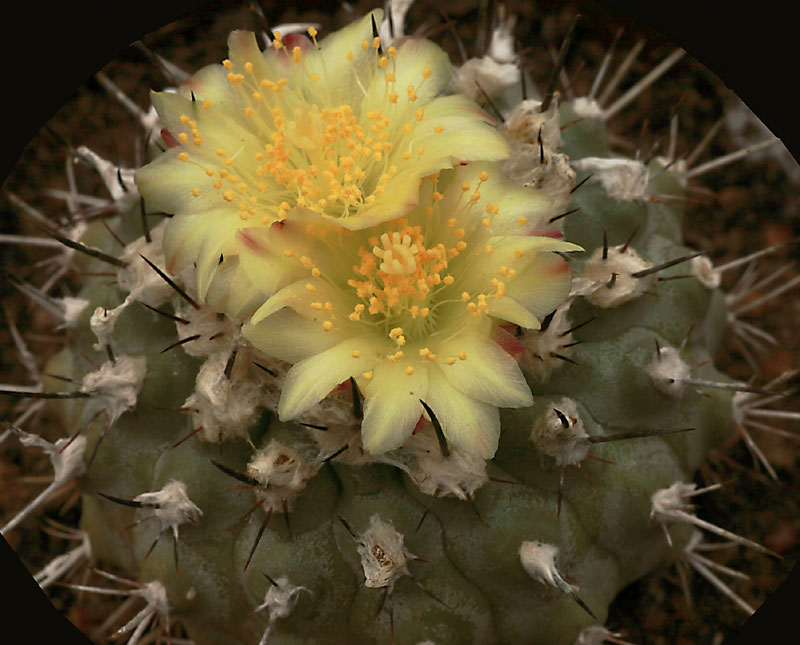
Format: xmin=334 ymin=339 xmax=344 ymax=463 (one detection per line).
xmin=300 ymin=393 xmax=368 ymax=465
xmin=118 ymin=222 xmax=174 ymax=306
xmin=731 ymin=391 xmax=748 ymax=426
xmin=570 ymin=97 xmax=604 ymax=120
xmin=139 ymin=579 xmax=170 ymax=621
xmin=647 ymin=346 xmax=690 ymax=397
xmin=247 ymin=440 xmax=321 ymax=512
xmin=89 ymin=224 xmax=174 ymax=352
xmin=254 ymin=576 xmax=307 ymax=645
xmin=357 ymin=515 xmax=412 ymax=589
xmin=501 ymin=140 xmax=576 ymax=215
xmin=184 ymin=349 xmax=272 ymax=443
xmin=452 ymin=57 xmax=520 ymax=102
xmin=35 ymin=531 xmax=92 ymax=589
xmin=57 ymin=297 xmax=89 ymax=329
xmin=505 ymin=99 xmax=562 ymax=150
xmin=2 ymin=431 xmax=88 ymax=535
xmin=690 ymin=255 xmax=721 ymax=289
xmin=488 ymin=5 xmax=517 ymax=63
xmin=574 ymin=625 xmax=630 ymax=645
xmin=378 ymin=431 xmax=489 ymax=500
xmin=571 ymin=244 xmax=656 ymax=308
xmin=75 ymin=146 xmax=138 ymax=209
xmin=89 ymin=305 xmax=125 ymax=352
xmin=530 ymin=398 xmax=590 ymax=467
xmin=519 ymin=540 xmax=577 ymax=594
xmin=520 ymin=302 xmax=576 ymax=380
xmin=571 ymin=157 xmax=650 ymax=201
xmin=650 ymin=481 xmax=696 ymax=523
xmin=17 ymin=430 xmax=87 ymax=484
xmin=174 ymin=303 xmax=237 ymax=358
xmin=80 ymin=355 xmax=147 ymax=424
xmin=132 ymin=480 xmax=202 ymax=541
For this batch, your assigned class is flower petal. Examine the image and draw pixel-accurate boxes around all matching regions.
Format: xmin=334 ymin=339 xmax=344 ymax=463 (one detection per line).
xmin=435 ymin=332 xmax=532 ymax=407
xmin=279 ymin=337 xmax=381 ymax=420
xmin=486 ymin=296 xmax=541 ymax=329
xmin=425 ymin=366 xmax=500 ymax=458
xmin=243 ymin=308 xmax=342 ymax=364
xmin=362 ymin=36 xmax=451 ymax=113
xmin=305 ymin=11 xmax=383 ymax=105
xmin=204 ymin=255 xmax=267 ymax=319
xmin=360 ymin=360 xmax=429 ymax=454
xmin=410 ymin=94 xmax=509 ymax=166
xmin=506 ymin=252 xmax=573 ymax=318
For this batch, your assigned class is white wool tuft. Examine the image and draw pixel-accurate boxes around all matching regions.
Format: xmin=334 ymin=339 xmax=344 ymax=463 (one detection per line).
xmin=519 ymin=540 xmax=577 ymax=594
xmin=184 ymin=349 xmax=273 ymax=442
xmin=452 ymin=57 xmax=520 ymax=102
xmin=377 ymin=431 xmax=488 ymax=500
xmin=80 ymin=355 xmax=147 ymax=424
xmin=118 ymin=222 xmax=174 ymax=306
xmin=650 ymin=481 xmax=696 ymax=522
xmin=247 ymin=440 xmax=321 ymax=512
xmin=690 ymin=255 xmax=721 ymax=289
xmin=647 ymin=345 xmax=691 ymax=397
xmin=519 ymin=302 xmax=576 ymax=380
xmin=571 ymin=97 xmax=604 ymax=120
xmin=57 ymin=296 xmax=90 ymax=329
xmin=505 ymin=99 xmax=563 ymax=150
xmin=501 ymin=139 xmax=576 ymax=216
xmin=133 ymin=480 xmax=202 ymax=541
xmin=174 ymin=304 xmax=237 ymax=358
xmin=357 ymin=515 xmax=413 ymax=589
xmin=572 ymin=244 xmax=656 ymax=308
xmin=571 ymin=157 xmax=650 ymax=201
xmin=74 ymin=146 xmax=138 ymax=210
xmin=254 ymin=576 xmax=307 ymax=645
xmin=530 ymin=398 xmax=591 ymax=467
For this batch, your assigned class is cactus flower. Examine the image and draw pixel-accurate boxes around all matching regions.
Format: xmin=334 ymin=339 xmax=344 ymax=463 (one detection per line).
xmin=242 ymin=162 xmax=580 ymax=457
xmin=135 ymin=10 xmax=509 ymax=302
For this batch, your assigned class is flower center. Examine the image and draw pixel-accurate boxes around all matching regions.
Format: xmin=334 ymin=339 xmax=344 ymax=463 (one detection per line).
xmin=174 ymin=29 xmax=445 ymax=226
xmin=373 ymin=232 xmax=419 ymax=275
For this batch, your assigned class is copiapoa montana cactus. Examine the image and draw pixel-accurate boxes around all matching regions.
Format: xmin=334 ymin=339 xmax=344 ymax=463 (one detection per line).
xmin=2 ymin=1 xmax=799 ymax=644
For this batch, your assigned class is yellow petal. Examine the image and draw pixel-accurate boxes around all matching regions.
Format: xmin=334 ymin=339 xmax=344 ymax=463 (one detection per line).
xmin=435 ymin=332 xmax=532 ymax=408
xmin=425 ymin=365 xmax=500 ymax=458
xmin=506 ymin=253 xmax=573 ymax=319
xmin=243 ymin=308 xmax=342 ymax=364
xmin=279 ymin=337 xmax=381 ymax=420
xmin=360 ymin=359 xmax=429 ymax=454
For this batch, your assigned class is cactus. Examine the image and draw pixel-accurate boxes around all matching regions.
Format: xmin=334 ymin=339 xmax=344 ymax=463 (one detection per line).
xmin=2 ymin=2 xmax=798 ymax=644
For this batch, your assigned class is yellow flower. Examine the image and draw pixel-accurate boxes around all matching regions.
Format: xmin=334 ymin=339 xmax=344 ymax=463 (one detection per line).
xmin=241 ymin=163 xmax=581 ymax=457
xmin=135 ymin=10 xmax=509 ymax=306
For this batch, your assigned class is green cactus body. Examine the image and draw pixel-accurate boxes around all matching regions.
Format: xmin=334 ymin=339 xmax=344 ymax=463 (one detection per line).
xmin=39 ymin=68 xmax=737 ymax=645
